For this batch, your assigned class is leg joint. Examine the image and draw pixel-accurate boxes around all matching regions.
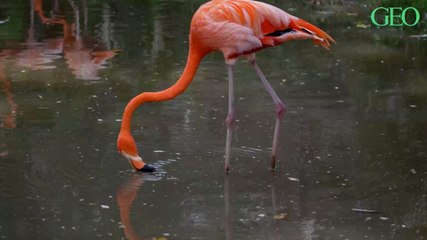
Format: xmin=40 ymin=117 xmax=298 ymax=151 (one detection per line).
xmin=225 ymin=111 xmax=235 ymax=127
xmin=276 ymin=102 xmax=287 ymax=119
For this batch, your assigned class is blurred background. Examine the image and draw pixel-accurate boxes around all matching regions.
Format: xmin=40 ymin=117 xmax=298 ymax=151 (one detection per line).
xmin=0 ymin=0 xmax=426 ymax=239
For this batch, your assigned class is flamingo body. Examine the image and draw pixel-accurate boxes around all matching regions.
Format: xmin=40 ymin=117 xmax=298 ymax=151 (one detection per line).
xmin=117 ymin=0 xmax=334 ymax=172
xmin=191 ymin=0 xmax=333 ymax=61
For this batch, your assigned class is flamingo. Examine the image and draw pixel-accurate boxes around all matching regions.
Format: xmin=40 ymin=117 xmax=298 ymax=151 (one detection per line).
xmin=117 ymin=0 xmax=335 ymax=173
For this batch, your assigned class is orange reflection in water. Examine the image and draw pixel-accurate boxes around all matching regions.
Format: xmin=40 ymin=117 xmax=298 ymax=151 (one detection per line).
xmin=116 ymin=174 xmax=159 ymax=240
xmin=0 ymin=0 xmax=118 ymax=128
xmin=0 ymin=60 xmax=16 ymax=129
xmin=116 ymin=174 xmax=282 ymax=240
xmin=33 ymin=0 xmax=118 ymax=79
xmin=2 ymin=0 xmax=117 ymax=78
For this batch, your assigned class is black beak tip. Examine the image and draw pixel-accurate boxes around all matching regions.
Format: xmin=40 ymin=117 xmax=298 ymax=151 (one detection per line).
xmin=138 ymin=164 xmax=156 ymax=173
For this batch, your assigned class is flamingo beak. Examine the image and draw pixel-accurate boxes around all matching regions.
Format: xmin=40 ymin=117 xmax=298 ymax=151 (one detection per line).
xmin=130 ymin=159 xmax=156 ymax=172
xmin=120 ymin=152 xmax=156 ymax=172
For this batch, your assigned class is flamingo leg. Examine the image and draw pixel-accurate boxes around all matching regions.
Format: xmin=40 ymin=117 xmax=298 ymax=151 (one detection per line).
xmin=249 ymin=60 xmax=286 ymax=170
xmin=224 ymin=64 xmax=235 ymax=173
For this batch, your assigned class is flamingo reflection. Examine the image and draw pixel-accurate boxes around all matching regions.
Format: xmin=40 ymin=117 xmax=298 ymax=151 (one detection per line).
xmin=117 ymin=174 xmax=168 ymax=240
xmin=10 ymin=0 xmax=117 ymax=78
xmin=33 ymin=0 xmax=118 ymax=79
xmin=0 ymin=59 xmax=17 ymax=129
xmin=14 ymin=0 xmax=62 ymax=70
xmin=0 ymin=0 xmax=118 ymax=127
xmin=223 ymin=175 xmax=283 ymax=240
xmin=224 ymin=177 xmax=232 ymax=239
xmin=116 ymin=174 xmax=283 ymax=239
xmin=117 ymin=174 xmax=145 ymax=240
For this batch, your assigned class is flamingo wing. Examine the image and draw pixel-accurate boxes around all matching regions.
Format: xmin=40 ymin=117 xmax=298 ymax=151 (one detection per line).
xmin=192 ymin=0 xmax=335 ymax=59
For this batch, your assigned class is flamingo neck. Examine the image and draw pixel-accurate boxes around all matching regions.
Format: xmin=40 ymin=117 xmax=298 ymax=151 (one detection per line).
xmin=120 ymin=45 xmax=206 ymax=133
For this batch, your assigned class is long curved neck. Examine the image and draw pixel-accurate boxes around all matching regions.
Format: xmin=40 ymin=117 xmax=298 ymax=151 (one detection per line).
xmin=120 ymin=44 xmax=205 ymax=133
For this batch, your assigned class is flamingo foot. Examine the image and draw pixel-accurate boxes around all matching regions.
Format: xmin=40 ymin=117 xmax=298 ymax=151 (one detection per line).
xmin=270 ymin=155 xmax=276 ymax=171
xmin=225 ymin=165 xmax=231 ymax=174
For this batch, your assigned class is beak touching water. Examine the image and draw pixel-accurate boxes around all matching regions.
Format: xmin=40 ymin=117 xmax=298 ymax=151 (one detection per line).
xmin=121 ymin=151 xmax=156 ymax=173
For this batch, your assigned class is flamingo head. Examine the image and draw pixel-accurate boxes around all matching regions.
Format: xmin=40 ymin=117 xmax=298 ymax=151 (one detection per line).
xmin=117 ymin=132 xmax=154 ymax=172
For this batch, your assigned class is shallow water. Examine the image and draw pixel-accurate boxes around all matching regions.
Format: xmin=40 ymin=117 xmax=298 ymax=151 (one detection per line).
xmin=0 ymin=0 xmax=426 ymax=239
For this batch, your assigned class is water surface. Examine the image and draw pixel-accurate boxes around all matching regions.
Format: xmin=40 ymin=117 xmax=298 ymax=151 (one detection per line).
xmin=0 ymin=0 xmax=426 ymax=239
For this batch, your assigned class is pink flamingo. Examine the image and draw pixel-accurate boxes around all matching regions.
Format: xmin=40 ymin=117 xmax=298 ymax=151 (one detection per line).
xmin=117 ymin=0 xmax=335 ymax=173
